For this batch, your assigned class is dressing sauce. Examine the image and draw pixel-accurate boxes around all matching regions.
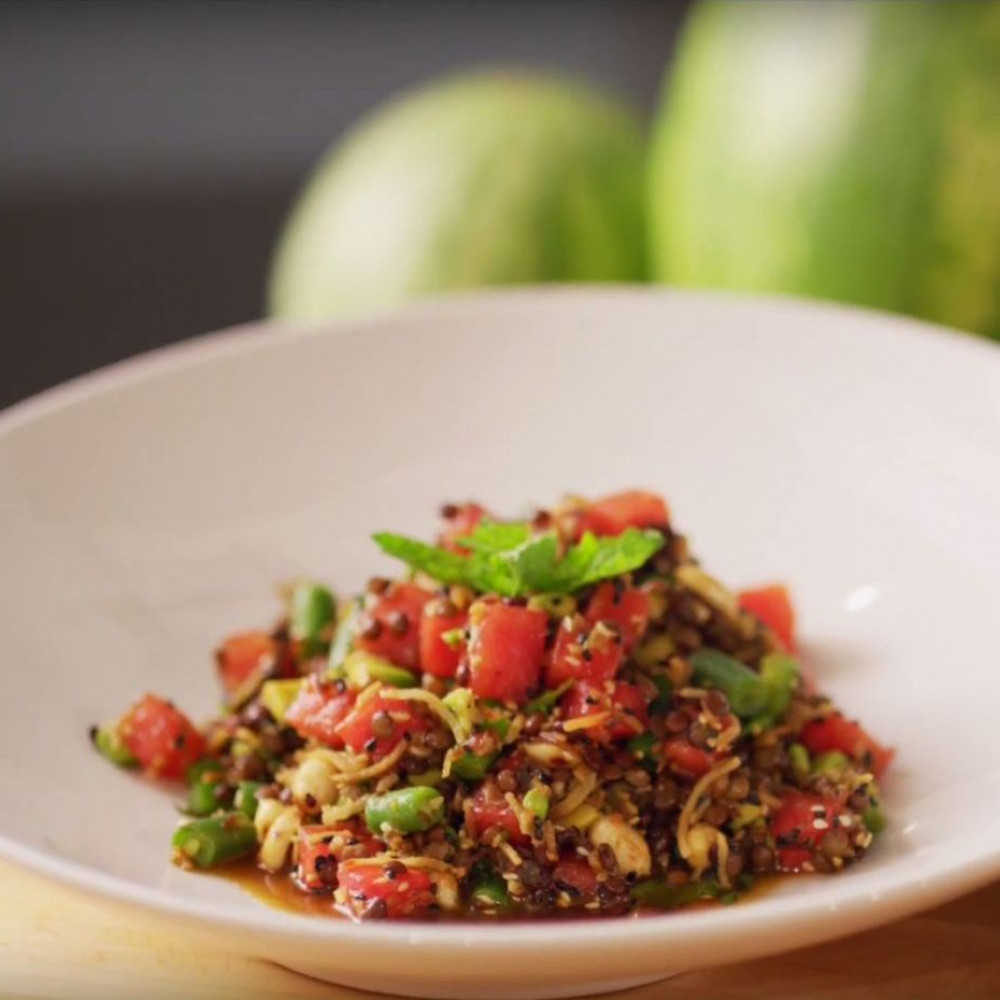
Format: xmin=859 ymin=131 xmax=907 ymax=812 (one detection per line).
xmin=218 ymin=861 xmax=775 ymax=922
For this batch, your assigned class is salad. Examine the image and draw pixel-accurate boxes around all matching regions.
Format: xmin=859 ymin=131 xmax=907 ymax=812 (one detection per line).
xmin=92 ymin=490 xmax=892 ymax=921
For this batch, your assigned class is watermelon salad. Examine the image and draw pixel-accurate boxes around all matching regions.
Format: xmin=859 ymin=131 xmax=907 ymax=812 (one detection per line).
xmin=92 ymin=490 xmax=892 ymax=921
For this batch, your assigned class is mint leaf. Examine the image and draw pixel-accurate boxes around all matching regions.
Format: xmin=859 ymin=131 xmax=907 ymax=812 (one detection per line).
xmin=372 ymin=525 xmax=663 ymax=597
xmin=508 ymin=534 xmax=561 ymax=592
xmin=550 ymin=529 xmax=664 ymax=591
xmin=458 ymin=520 xmax=532 ymax=554
xmin=372 ymin=533 xmax=471 ymax=586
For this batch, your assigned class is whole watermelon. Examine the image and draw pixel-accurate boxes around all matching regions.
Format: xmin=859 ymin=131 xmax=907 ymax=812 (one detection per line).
xmin=270 ymin=71 xmax=647 ymax=319
xmin=650 ymin=1 xmax=1000 ymax=339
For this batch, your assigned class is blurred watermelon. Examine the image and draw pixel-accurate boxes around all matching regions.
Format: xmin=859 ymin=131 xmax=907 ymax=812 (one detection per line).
xmin=650 ymin=0 xmax=1000 ymax=339
xmin=269 ymin=71 xmax=647 ymax=319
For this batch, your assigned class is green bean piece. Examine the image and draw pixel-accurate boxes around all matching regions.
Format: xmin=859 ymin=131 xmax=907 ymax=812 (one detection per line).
xmin=524 ymin=681 xmax=572 ymax=717
xmin=185 ymin=757 xmax=224 ymax=784
xmin=522 ymin=787 xmax=550 ymax=821
xmin=259 ymin=678 xmax=305 ymax=724
xmin=289 ymin=580 xmax=336 ymax=654
xmin=442 ymin=687 xmax=476 ymax=737
xmin=812 ymin=750 xmax=851 ymax=777
xmin=91 ymin=723 xmax=138 ymax=768
xmin=343 ymin=650 xmax=418 ymax=689
xmin=234 ymin=780 xmax=265 ymax=820
xmin=469 ymin=863 xmax=511 ymax=910
xmin=171 ymin=812 xmax=257 ymax=868
xmin=186 ymin=778 xmax=225 ymax=817
xmin=760 ymin=654 xmax=800 ymax=722
xmin=450 ymin=750 xmax=497 ymax=781
xmin=634 ymin=632 xmax=677 ymax=669
xmin=788 ymin=742 xmax=811 ymax=780
xmin=732 ymin=803 xmax=765 ymax=830
xmin=328 ymin=599 xmax=361 ymax=671
xmin=364 ymin=786 xmax=445 ymax=835
xmin=863 ymin=801 xmax=887 ymax=834
xmin=690 ymin=649 xmax=770 ymax=720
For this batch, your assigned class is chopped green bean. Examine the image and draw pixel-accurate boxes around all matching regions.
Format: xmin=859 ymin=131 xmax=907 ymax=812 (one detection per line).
xmin=343 ymin=650 xmax=418 ymax=689
xmin=185 ymin=757 xmax=223 ymax=784
xmin=469 ymin=862 xmax=511 ymax=909
xmin=812 ymin=750 xmax=851 ymax=777
xmin=863 ymin=802 xmax=887 ymax=834
xmin=634 ymin=633 xmax=677 ymax=669
xmin=442 ymin=686 xmax=476 ymax=732
xmin=234 ymin=780 xmax=265 ymax=820
xmin=186 ymin=778 xmax=225 ymax=817
xmin=732 ymin=803 xmax=765 ymax=830
xmin=523 ymin=787 xmax=550 ymax=820
xmin=788 ymin=742 xmax=811 ymax=780
xmin=450 ymin=749 xmax=497 ymax=781
xmin=90 ymin=724 xmax=138 ymax=768
xmin=259 ymin=678 xmax=305 ymax=724
xmin=759 ymin=654 xmax=800 ymax=722
xmin=364 ymin=786 xmax=445 ymax=835
xmin=690 ymin=649 xmax=770 ymax=720
xmin=171 ymin=812 xmax=257 ymax=868
xmin=289 ymin=580 xmax=336 ymax=654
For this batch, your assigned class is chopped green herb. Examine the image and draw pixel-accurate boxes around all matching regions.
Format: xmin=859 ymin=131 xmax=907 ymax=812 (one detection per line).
xmin=440 ymin=627 xmax=466 ymax=650
xmin=627 ymin=731 xmax=658 ymax=760
xmin=524 ymin=680 xmax=573 ymax=716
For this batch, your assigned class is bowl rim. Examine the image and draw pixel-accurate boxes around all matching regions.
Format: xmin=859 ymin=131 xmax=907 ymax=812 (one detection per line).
xmin=2 ymin=285 xmax=999 ymax=953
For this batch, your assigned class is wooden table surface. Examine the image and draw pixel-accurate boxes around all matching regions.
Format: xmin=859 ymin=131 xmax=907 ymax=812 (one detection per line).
xmin=1 ymin=860 xmax=998 ymax=1000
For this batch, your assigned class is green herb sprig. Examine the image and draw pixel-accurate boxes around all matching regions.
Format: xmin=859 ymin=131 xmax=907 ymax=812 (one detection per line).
xmin=372 ymin=520 xmax=663 ymax=597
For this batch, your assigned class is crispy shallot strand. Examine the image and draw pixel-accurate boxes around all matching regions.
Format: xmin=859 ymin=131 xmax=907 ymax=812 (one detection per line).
xmin=378 ymin=686 xmax=467 ymax=743
xmin=331 ymin=740 xmax=407 ymax=786
xmin=677 ymin=756 xmax=741 ymax=865
xmin=550 ymin=769 xmax=598 ymax=821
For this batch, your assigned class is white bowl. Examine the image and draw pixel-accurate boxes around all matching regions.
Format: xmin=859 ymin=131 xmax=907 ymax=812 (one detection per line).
xmin=1 ymin=288 xmax=999 ymax=999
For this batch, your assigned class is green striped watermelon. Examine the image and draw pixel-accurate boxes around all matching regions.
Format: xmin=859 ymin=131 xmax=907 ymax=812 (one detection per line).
xmin=270 ymin=71 xmax=647 ymax=319
xmin=650 ymin=1 xmax=1000 ymax=339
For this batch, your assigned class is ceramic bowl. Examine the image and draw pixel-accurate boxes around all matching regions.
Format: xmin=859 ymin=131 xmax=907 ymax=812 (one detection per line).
xmin=1 ymin=289 xmax=998 ymax=999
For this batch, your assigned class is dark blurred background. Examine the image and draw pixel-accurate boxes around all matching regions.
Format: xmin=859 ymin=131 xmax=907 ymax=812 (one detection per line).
xmin=0 ymin=0 xmax=688 ymax=409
